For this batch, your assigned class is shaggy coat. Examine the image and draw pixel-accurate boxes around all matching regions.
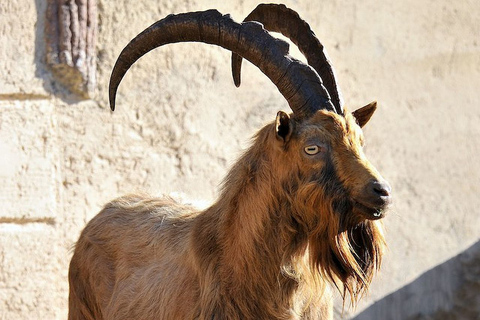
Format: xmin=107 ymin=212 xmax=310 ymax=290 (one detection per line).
xmin=68 ymin=109 xmax=388 ymax=320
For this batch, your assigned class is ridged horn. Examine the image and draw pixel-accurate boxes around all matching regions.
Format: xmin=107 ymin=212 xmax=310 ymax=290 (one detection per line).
xmin=231 ymin=4 xmax=343 ymax=114
xmin=109 ymin=9 xmax=336 ymax=118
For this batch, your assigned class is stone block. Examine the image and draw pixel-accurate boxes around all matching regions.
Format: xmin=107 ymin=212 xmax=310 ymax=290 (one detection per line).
xmin=0 ymin=223 xmax=66 ymax=319
xmin=0 ymin=101 xmax=59 ymax=221
xmin=0 ymin=0 xmax=48 ymax=97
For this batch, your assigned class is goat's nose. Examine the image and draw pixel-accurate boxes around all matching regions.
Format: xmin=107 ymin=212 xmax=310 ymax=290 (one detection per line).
xmin=367 ymin=180 xmax=392 ymax=206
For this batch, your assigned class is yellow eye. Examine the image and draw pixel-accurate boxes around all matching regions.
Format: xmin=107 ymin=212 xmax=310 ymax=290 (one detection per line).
xmin=304 ymin=145 xmax=320 ymax=155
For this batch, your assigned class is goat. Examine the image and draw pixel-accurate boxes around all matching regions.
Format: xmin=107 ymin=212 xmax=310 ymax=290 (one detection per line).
xmin=68 ymin=4 xmax=392 ymax=320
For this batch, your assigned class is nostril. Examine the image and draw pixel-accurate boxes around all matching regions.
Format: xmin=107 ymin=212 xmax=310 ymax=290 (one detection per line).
xmin=360 ymin=180 xmax=392 ymax=209
xmin=372 ymin=181 xmax=391 ymax=198
xmin=373 ymin=185 xmax=389 ymax=197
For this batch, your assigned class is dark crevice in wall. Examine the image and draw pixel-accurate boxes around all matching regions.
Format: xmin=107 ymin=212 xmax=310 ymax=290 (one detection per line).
xmin=0 ymin=93 xmax=50 ymax=101
xmin=0 ymin=217 xmax=56 ymax=226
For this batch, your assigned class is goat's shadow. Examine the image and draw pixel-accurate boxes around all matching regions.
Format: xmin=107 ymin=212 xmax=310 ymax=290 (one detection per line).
xmin=352 ymin=240 xmax=480 ymax=320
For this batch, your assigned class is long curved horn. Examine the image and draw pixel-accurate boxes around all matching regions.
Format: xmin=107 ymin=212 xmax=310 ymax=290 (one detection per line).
xmin=109 ymin=10 xmax=336 ymax=118
xmin=231 ymin=4 xmax=343 ymax=114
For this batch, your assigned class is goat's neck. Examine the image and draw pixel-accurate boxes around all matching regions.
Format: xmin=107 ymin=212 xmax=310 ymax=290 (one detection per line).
xmin=196 ymin=138 xmax=311 ymax=309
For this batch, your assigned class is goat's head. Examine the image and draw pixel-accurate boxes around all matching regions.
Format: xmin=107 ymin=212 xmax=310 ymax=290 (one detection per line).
xmin=109 ymin=3 xmax=391 ymax=305
xmin=265 ymin=105 xmax=389 ymax=303
xmin=272 ymin=104 xmax=391 ymax=222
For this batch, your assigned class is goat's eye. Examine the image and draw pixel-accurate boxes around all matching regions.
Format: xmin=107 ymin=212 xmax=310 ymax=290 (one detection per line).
xmin=304 ymin=145 xmax=320 ymax=155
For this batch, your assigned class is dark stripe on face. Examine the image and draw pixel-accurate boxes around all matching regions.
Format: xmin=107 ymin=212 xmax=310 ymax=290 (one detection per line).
xmin=318 ymin=157 xmax=348 ymax=204
xmin=315 ymin=155 xmax=360 ymax=232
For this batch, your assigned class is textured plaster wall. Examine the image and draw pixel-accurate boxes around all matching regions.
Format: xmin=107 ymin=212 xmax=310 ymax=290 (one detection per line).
xmin=0 ymin=0 xmax=479 ymax=319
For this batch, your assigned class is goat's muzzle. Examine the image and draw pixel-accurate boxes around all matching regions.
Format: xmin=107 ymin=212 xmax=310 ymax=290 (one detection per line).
xmin=354 ymin=180 xmax=392 ymax=220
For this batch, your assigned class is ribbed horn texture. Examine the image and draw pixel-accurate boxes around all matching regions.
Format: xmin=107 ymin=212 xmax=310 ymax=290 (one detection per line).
xmin=231 ymin=3 xmax=344 ymax=114
xmin=109 ymin=9 xmax=335 ymax=118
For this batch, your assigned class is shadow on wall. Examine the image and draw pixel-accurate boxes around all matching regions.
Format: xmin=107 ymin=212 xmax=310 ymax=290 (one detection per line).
xmin=34 ymin=0 xmax=51 ymax=93
xmin=353 ymin=240 xmax=480 ymax=320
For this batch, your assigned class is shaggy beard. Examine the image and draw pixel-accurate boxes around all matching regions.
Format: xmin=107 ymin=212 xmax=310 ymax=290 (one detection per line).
xmin=294 ymin=180 xmax=386 ymax=306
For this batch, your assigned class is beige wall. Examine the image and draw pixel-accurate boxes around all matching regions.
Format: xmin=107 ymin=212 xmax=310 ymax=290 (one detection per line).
xmin=1 ymin=0 xmax=479 ymax=318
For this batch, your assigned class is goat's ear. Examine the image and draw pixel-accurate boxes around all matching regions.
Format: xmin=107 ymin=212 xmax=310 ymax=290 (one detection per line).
xmin=275 ymin=111 xmax=293 ymax=143
xmin=352 ymin=101 xmax=377 ymax=128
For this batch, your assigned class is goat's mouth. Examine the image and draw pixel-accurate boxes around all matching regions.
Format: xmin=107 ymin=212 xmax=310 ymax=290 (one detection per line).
xmin=353 ymin=200 xmax=388 ymax=220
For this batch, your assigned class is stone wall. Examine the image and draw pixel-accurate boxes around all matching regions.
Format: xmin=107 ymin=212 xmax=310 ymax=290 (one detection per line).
xmin=0 ymin=0 xmax=479 ymax=318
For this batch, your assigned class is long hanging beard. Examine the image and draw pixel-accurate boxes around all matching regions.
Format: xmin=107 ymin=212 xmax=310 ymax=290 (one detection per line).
xmin=286 ymin=161 xmax=386 ymax=306
xmin=309 ymin=203 xmax=386 ymax=306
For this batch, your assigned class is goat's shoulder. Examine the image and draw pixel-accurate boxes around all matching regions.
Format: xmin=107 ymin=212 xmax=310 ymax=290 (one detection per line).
xmin=94 ymin=193 xmax=197 ymax=224
xmin=77 ymin=193 xmax=199 ymax=254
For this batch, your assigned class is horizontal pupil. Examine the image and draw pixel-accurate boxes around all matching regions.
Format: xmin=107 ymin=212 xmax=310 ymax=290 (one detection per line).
xmin=306 ymin=146 xmax=318 ymax=154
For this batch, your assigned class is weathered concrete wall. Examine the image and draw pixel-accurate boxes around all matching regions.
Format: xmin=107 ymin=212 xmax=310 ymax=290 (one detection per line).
xmin=0 ymin=0 xmax=479 ymax=319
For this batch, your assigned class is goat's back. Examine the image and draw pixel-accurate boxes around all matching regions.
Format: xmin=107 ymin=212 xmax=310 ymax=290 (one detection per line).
xmin=68 ymin=194 xmax=201 ymax=320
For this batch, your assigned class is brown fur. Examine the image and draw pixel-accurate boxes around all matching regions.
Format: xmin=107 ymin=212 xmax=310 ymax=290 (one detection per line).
xmin=68 ymin=109 xmax=387 ymax=320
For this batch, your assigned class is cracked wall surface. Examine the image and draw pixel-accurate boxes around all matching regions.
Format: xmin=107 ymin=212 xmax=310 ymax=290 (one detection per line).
xmin=1 ymin=0 xmax=479 ymax=319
